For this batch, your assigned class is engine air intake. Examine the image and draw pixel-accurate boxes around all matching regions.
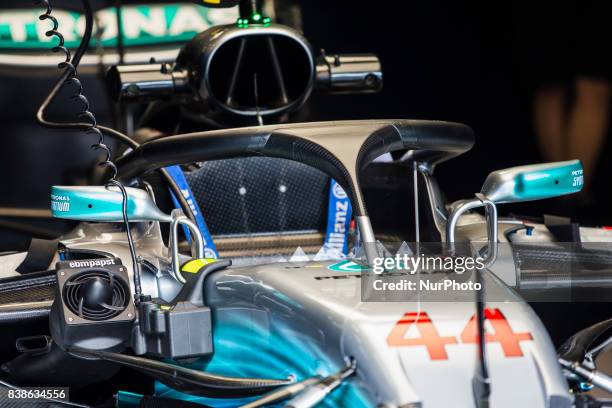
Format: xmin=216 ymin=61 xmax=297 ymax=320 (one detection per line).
xmin=207 ymin=32 xmax=313 ymax=117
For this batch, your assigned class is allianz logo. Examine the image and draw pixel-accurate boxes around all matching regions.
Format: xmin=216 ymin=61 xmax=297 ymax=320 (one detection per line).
xmin=327 ymin=182 xmax=350 ymax=251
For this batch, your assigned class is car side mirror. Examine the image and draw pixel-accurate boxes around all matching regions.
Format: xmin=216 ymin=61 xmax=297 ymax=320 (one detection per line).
xmin=51 ymin=185 xmax=172 ymax=223
xmin=480 ymin=160 xmax=583 ymax=204
xmin=446 ymin=160 xmax=584 ymax=245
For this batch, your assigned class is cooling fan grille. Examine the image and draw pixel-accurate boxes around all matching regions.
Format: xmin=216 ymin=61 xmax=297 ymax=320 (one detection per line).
xmin=63 ymin=269 xmax=130 ymax=321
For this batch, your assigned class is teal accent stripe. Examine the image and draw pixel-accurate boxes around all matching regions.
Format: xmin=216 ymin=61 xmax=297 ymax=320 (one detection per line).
xmin=0 ymin=4 xmax=237 ymax=50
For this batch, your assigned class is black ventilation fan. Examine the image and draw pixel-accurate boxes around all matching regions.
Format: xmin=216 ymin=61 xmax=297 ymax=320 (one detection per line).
xmin=63 ymin=269 xmax=130 ymax=321
xmin=50 ymin=258 xmax=135 ymax=351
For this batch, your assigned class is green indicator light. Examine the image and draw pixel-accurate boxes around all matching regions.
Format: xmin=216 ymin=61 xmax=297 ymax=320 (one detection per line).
xmin=263 ymin=17 xmax=271 ymax=24
xmin=252 ymin=13 xmax=261 ymax=21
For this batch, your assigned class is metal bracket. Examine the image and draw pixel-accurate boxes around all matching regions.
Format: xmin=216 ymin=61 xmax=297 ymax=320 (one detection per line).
xmin=446 ymin=194 xmax=498 ymax=266
xmin=416 ymin=162 xmax=448 ymax=241
xmin=169 ymin=210 xmax=205 ymax=283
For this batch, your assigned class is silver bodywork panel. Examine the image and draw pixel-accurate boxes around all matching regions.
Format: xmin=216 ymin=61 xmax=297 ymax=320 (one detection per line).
xmin=204 ymin=261 xmax=570 ymax=407
xmin=56 ymin=221 xmax=572 ymax=407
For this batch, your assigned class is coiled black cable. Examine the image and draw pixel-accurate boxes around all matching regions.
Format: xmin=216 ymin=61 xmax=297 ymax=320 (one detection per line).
xmin=35 ymin=0 xmax=136 ymax=148
xmin=36 ymin=0 xmax=142 ymax=299
xmin=35 ymin=0 xmax=197 ymax=229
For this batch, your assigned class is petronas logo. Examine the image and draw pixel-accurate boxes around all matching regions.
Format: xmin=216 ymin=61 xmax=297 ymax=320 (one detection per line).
xmin=327 ymin=260 xmax=367 ymax=272
xmin=0 ymin=4 xmax=238 ymax=49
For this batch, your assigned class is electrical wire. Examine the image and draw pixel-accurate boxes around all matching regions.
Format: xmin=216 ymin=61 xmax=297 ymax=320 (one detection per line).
xmin=35 ymin=0 xmax=196 ymax=224
xmin=108 ymin=179 xmax=142 ymax=298
xmin=36 ymin=0 xmax=142 ymax=299
xmin=35 ymin=0 xmax=137 ymax=149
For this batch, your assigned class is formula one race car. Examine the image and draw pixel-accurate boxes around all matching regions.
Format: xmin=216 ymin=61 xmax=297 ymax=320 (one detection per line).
xmin=0 ymin=1 xmax=611 ymax=408
xmin=2 ymin=120 xmax=612 ymax=408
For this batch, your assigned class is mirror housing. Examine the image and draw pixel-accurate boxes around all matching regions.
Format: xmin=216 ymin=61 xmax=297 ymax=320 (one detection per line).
xmin=446 ymin=160 xmax=583 ymax=244
xmin=480 ymin=160 xmax=583 ymax=204
xmin=51 ymin=185 xmax=172 ymax=222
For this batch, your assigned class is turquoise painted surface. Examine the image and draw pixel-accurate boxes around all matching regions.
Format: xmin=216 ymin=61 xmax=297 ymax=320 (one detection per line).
xmin=513 ymin=160 xmax=583 ymax=201
xmin=116 ymin=391 xmax=143 ymax=407
xmin=51 ymin=186 xmax=134 ymax=220
xmin=141 ymin=310 xmax=370 ymax=407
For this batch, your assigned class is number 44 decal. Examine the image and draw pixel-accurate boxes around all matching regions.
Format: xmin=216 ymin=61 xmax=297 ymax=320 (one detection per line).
xmin=387 ymin=309 xmax=533 ymax=360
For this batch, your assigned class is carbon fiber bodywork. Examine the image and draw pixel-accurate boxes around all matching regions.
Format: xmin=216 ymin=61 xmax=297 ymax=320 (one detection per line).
xmin=0 ymin=273 xmax=55 ymax=323
xmin=185 ymin=157 xmax=329 ymax=235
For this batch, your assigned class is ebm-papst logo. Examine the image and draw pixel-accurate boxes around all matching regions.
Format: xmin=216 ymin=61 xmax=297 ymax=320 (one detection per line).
xmin=68 ymin=259 xmax=116 ymax=269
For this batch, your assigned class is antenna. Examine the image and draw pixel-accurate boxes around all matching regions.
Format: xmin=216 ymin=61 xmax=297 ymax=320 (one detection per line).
xmin=413 ymin=161 xmax=420 ymax=247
